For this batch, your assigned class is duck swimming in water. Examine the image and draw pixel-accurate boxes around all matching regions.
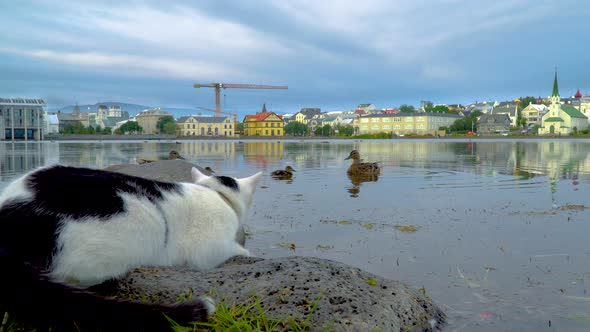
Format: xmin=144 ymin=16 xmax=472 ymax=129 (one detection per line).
xmin=204 ymin=166 xmax=215 ymax=174
xmin=344 ymin=150 xmax=381 ymax=176
xmin=271 ymin=166 xmax=296 ymax=179
xmin=137 ymin=150 xmax=184 ymax=165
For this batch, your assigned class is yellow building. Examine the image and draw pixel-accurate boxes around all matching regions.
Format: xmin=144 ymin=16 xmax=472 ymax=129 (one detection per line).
xmin=176 ymin=116 xmax=234 ymax=137
xmin=135 ymin=109 xmax=172 ymax=134
xmin=355 ymin=113 xmax=460 ymax=136
xmin=243 ymin=112 xmax=284 ymax=136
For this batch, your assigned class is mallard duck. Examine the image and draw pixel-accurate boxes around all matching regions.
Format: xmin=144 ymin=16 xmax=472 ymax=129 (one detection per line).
xmin=344 ymin=150 xmax=381 ymax=176
xmin=271 ymin=166 xmax=296 ymax=179
xmin=137 ymin=150 xmax=184 ymax=164
xmin=204 ymin=166 xmax=215 ymax=174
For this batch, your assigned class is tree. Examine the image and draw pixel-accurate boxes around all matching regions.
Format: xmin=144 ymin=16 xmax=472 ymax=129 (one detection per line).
xmin=156 ymin=116 xmax=176 ymax=134
xmin=449 ymin=111 xmax=482 ymax=133
xmin=314 ymin=124 xmax=332 ymax=136
xmin=163 ymin=122 xmax=177 ymax=135
xmin=62 ymin=122 xmax=86 ymax=134
xmin=284 ymin=122 xmax=308 ymax=136
xmin=425 ymin=105 xmax=450 ymax=113
xmin=115 ymin=121 xmax=143 ymax=135
xmin=338 ymin=126 xmax=354 ymax=136
xmin=518 ymin=96 xmax=537 ymax=110
xmin=399 ymin=104 xmax=416 ymax=113
xmin=236 ymin=122 xmax=244 ymax=132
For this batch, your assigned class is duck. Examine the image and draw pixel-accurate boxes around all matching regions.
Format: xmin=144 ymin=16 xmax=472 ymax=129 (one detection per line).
xmin=271 ymin=166 xmax=296 ymax=179
xmin=204 ymin=166 xmax=215 ymax=174
xmin=137 ymin=150 xmax=185 ymax=164
xmin=344 ymin=150 xmax=381 ymax=176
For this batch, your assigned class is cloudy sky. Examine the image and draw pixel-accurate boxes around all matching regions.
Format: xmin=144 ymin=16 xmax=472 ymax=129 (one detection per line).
xmin=1 ymin=0 xmax=589 ymax=117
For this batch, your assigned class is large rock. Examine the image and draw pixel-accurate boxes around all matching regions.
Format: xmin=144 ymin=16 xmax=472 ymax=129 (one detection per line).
xmin=95 ymin=256 xmax=444 ymax=332
xmin=102 ymin=160 xmax=445 ymax=331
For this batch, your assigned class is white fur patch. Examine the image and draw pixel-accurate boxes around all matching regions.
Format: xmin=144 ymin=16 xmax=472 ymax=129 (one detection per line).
xmin=47 ymin=168 xmax=260 ymax=287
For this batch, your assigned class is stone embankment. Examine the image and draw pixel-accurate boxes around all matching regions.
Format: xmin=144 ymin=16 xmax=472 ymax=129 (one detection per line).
xmin=103 ymin=160 xmax=445 ymax=331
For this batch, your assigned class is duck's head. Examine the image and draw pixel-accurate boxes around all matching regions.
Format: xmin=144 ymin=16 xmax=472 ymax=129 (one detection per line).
xmin=169 ymin=150 xmax=184 ymax=160
xmin=344 ymin=150 xmax=360 ymax=161
xmin=285 ymin=166 xmax=296 ymax=172
xmin=204 ymin=166 xmax=215 ymax=174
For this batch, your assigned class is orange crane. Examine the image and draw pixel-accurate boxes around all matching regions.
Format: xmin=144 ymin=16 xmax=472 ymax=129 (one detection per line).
xmin=193 ymin=83 xmax=288 ymax=116
xmin=196 ymin=106 xmax=238 ymax=136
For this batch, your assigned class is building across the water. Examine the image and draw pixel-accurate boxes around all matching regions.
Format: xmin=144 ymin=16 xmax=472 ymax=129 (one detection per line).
xmin=0 ymin=98 xmax=45 ymax=140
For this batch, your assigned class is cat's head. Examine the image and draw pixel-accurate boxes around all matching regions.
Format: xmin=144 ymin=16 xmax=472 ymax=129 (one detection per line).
xmin=191 ymin=167 xmax=262 ymax=219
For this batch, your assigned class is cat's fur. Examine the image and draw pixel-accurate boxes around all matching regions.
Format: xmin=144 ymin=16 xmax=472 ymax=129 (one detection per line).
xmin=0 ymin=165 xmax=262 ymax=331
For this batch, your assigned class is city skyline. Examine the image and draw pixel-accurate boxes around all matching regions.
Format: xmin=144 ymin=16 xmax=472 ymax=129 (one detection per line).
xmin=1 ymin=0 xmax=590 ymax=118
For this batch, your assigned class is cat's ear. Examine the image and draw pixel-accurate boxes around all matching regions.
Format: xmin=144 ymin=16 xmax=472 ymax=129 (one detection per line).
xmin=240 ymin=171 xmax=262 ymax=191
xmin=191 ymin=167 xmax=210 ymax=183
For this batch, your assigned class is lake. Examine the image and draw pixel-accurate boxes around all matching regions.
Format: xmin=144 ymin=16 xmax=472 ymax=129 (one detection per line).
xmin=1 ymin=138 xmax=590 ymax=331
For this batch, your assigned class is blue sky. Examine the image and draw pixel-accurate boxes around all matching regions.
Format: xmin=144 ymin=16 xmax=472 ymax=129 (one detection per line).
xmin=1 ymin=0 xmax=589 ymax=118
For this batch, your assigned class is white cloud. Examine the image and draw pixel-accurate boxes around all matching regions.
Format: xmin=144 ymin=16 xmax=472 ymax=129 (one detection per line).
xmin=267 ymin=0 xmax=556 ymax=63
xmin=1 ymin=48 xmax=245 ymax=80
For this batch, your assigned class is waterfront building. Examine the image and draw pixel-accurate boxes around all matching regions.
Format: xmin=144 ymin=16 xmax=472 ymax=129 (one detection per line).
xmin=44 ymin=112 xmax=59 ymax=134
xmin=293 ymin=107 xmax=321 ymax=124
xmin=521 ymin=103 xmax=548 ymax=127
xmin=538 ymin=71 xmax=588 ymax=135
xmin=354 ymin=112 xmax=460 ymax=136
xmin=135 ymin=108 xmax=173 ymax=134
xmin=476 ymin=114 xmax=511 ymax=135
xmin=243 ymin=110 xmax=284 ymax=137
xmin=0 ymin=97 xmax=45 ymax=140
xmin=491 ymin=103 xmax=518 ymax=127
xmin=176 ymin=116 xmax=234 ymax=137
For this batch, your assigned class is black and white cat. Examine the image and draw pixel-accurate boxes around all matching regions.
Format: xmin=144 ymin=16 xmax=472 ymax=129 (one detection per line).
xmin=0 ymin=164 xmax=262 ymax=331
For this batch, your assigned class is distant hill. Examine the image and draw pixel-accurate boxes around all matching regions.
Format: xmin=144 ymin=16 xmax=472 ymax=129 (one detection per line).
xmin=52 ymin=102 xmax=202 ymax=118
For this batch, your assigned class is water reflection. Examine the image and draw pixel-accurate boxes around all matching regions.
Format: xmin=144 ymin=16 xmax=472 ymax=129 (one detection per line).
xmin=1 ymin=139 xmax=590 ymax=331
xmin=347 ymin=173 xmax=379 ymax=197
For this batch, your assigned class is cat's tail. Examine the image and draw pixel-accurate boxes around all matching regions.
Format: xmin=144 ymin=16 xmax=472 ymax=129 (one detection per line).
xmin=0 ymin=251 xmax=214 ymax=332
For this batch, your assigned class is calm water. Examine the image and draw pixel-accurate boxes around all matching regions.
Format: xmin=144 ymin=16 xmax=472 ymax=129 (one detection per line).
xmin=1 ymin=139 xmax=590 ymax=331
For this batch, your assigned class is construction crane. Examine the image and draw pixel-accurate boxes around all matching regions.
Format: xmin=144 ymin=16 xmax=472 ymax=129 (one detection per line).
xmin=196 ymin=106 xmax=238 ymax=136
xmin=193 ymin=83 xmax=288 ymax=116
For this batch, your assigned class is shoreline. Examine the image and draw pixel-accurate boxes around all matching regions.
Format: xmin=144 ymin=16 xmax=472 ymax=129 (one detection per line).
xmin=3 ymin=134 xmax=590 ymax=142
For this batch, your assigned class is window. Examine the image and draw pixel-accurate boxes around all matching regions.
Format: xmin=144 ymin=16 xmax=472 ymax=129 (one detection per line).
xmin=371 ymin=125 xmax=380 ymax=130
xmin=361 ymin=125 xmax=368 ymax=130
xmin=405 ymin=117 xmax=413 ymax=122
xmin=382 ymin=118 xmax=391 ymax=122
xmin=405 ymin=124 xmax=413 ymax=129
xmin=417 ymin=124 xmax=424 ymax=129
xmin=416 ymin=117 xmax=424 ymax=122
xmin=383 ymin=125 xmax=391 ymax=130
xmin=361 ymin=118 xmax=369 ymax=123
xmin=371 ymin=118 xmax=379 ymax=123
xmin=394 ymin=125 xmax=401 ymax=129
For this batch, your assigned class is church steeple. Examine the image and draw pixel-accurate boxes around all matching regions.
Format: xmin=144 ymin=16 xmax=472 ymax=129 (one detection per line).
xmin=551 ymin=70 xmax=559 ymax=98
xmin=550 ymin=69 xmax=561 ymax=105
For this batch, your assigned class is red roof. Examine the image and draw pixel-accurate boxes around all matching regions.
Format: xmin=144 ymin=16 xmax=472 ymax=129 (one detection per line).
xmin=354 ymin=109 xmax=365 ymax=115
xmin=575 ymin=89 xmax=582 ymax=99
xmin=244 ymin=112 xmax=282 ymax=122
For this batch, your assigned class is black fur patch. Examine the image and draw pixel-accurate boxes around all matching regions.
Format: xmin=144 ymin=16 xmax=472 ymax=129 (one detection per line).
xmin=27 ymin=165 xmax=182 ymax=219
xmin=215 ymin=176 xmax=238 ymax=191
xmin=0 ymin=165 xmax=182 ymax=265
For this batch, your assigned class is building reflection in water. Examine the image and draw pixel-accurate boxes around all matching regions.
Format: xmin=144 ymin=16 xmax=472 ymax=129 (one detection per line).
xmin=242 ymin=142 xmax=284 ymax=169
xmin=0 ymin=142 xmax=60 ymax=181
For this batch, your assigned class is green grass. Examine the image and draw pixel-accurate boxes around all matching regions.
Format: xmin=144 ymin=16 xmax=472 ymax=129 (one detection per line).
xmin=1 ymin=294 xmax=331 ymax=332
